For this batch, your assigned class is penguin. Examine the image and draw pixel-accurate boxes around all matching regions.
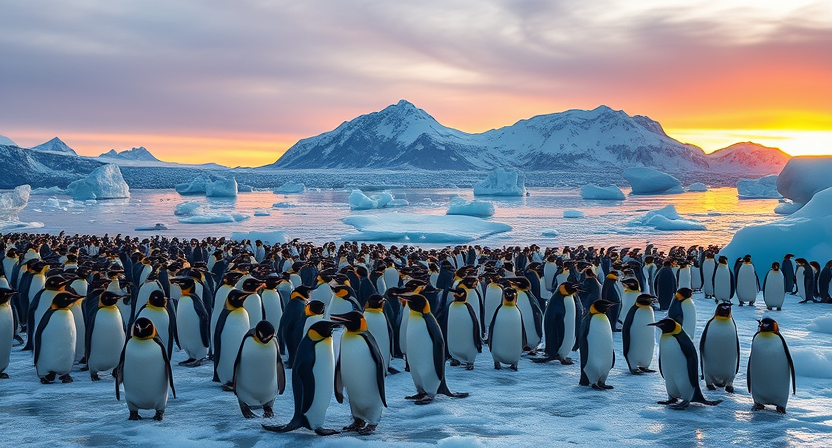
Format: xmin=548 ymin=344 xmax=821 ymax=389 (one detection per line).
xmin=676 ymin=262 xmax=692 ymax=290
xmin=653 ymin=261 xmax=677 ymax=311
xmin=115 ymin=317 xmax=176 ymax=421
xmin=488 ymin=287 xmax=525 ymax=371
xmin=649 ymin=318 xmax=721 ymax=410
xmin=642 ymin=256 xmax=657 ymax=296
xmin=331 ymin=311 xmax=387 ymax=435
xmin=619 ymin=278 xmax=641 ymax=324
xmin=241 ymin=278 xmax=265 ymax=328
xmin=0 ymin=288 xmax=15 ymax=378
xmin=579 ymin=300 xmax=616 ymax=389
xmin=482 ymin=276 xmax=504 ymax=340
xmin=510 ymin=277 xmax=542 ymax=352
xmin=667 ymin=288 xmax=696 ymax=340
xmin=131 ymin=275 xmax=164 ymax=326
xmin=135 ymin=290 xmax=177 ymax=359
xmin=261 ymin=276 xmax=284 ymax=331
xmin=262 ymin=320 xmax=340 ymax=436
xmin=213 ymin=289 xmax=252 ymax=387
xmin=277 ymin=286 xmax=312 ymax=366
xmin=401 ymin=293 xmax=468 ymax=404
xmin=699 ymin=302 xmax=739 ymax=393
xmin=622 ymin=294 xmax=657 ymax=374
xmin=457 ymin=276 xmax=485 ymax=336
xmin=735 ymin=255 xmax=759 ymax=306
xmin=211 ymin=271 xmax=244 ymax=352
xmin=534 ymin=282 xmax=580 ymax=365
xmin=327 ymin=284 xmax=360 ymax=317
xmin=747 ymin=317 xmax=796 ymax=413
xmin=762 ymin=262 xmax=786 ymax=310
xmin=364 ymin=294 xmax=395 ymax=374
xmin=713 ymin=256 xmax=735 ymax=304
xmin=170 ymin=277 xmax=210 ymax=366
xmin=600 ymin=272 xmax=622 ymax=332
xmin=25 ymin=274 xmax=71 ymax=352
xmin=543 ymin=256 xmax=558 ymax=293
xmin=446 ymin=287 xmax=482 ymax=370
xmin=310 ymin=272 xmax=335 ymax=308
xmin=233 ymin=320 xmax=285 ymax=419
xmin=33 ymin=291 xmax=83 ymax=383
xmin=85 ymin=291 xmax=127 ymax=381
xmin=301 ymin=300 xmax=326 ymax=336
xmin=781 ymin=254 xmax=796 ymax=295
xmin=701 ymin=253 xmax=717 ymax=298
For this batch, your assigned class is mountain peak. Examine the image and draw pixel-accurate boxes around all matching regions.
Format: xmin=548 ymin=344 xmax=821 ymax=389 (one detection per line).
xmin=98 ymin=146 xmax=160 ymax=162
xmin=706 ymin=141 xmax=790 ymax=175
xmin=0 ymin=133 xmax=17 ymax=147
xmin=31 ymin=137 xmax=78 ymax=155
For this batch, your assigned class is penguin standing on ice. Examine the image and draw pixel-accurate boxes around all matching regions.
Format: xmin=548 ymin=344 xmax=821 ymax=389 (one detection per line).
xmin=600 ymin=272 xmax=621 ymax=331
xmin=0 ymin=288 xmax=15 ymax=378
xmin=762 ymin=263 xmax=786 ymax=310
xmin=622 ymin=294 xmax=656 ymax=374
xmin=488 ymin=288 xmax=525 ymax=371
xmin=534 ymin=282 xmax=580 ymax=365
xmin=713 ymin=256 xmax=735 ymax=304
xmin=619 ymin=278 xmax=641 ymax=326
xmin=260 ymin=276 xmax=284 ymax=330
xmin=170 ymin=277 xmax=209 ymax=366
xmin=214 ymin=290 xmax=252 ymax=387
xmin=579 ymin=299 xmax=616 ymax=389
xmin=781 ymin=254 xmax=795 ymax=294
xmin=699 ymin=303 xmax=739 ymax=392
xmin=233 ymin=320 xmax=285 ymax=419
xmin=278 ymin=286 xmax=312 ymax=365
xmin=364 ymin=294 xmax=395 ymax=374
xmin=34 ymin=291 xmax=83 ymax=383
xmin=701 ymin=253 xmax=717 ymax=299
xmin=85 ymin=291 xmax=127 ymax=381
xmin=654 ymin=261 xmax=677 ymax=311
xmin=667 ymin=288 xmax=696 ymax=340
xmin=748 ymin=317 xmax=795 ymax=413
xmin=649 ymin=318 xmax=721 ymax=410
xmin=735 ymin=255 xmax=759 ymax=306
xmin=446 ymin=287 xmax=482 ymax=370
xmin=135 ymin=290 xmax=177 ymax=359
xmin=115 ymin=317 xmax=176 ymax=421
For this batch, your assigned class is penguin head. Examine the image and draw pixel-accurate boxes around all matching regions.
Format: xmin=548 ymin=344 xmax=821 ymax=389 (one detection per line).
xmin=331 ymin=311 xmax=366 ymax=333
xmin=263 ymin=276 xmax=281 ymax=289
xmin=148 ymin=290 xmax=167 ymax=308
xmin=589 ymin=299 xmax=616 ymax=314
xmin=511 ymin=277 xmax=531 ymax=291
xmin=403 ymin=293 xmax=430 ymax=314
xmin=559 ymin=282 xmax=581 ymax=296
xmin=51 ymin=291 xmax=83 ymax=309
xmin=170 ymin=276 xmax=196 ymax=293
xmin=771 ymin=262 xmax=780 ymax=271
xmin=253 ymin=320 xmax=276 ymax=344
xmin=100 ymin=290 xmax=126 ymax=307
xmin=305 ymin=300 xmax=325 ymax=317
xmin=606 ymin=271 xmax=619 ymax=281
xmin=226 ymin=289 xmax=251 ymax=309
xmin=45 ymin=275 xmax=72 ymax=291
xmin=291 ymin=285 xmax=313 ymax=301
xmin=718 ymin=256 xmax=728 ymax=264
xmin=307 ymin=320 xmax=339 ymax=341
xmin=366 ymin=294 xmax=386 ymax=310
xmin=502 ymin=288 xmax=517 ymax=306
xmin=132 ymin=317 xmax=157 ymax=339
xmin=648 ymin=318 xmax=681 ymax=334
xmin=621 ymin=279 xmax=640 ymax=291
xmin=743 ymin=254 xmax=752 ymax=263
xmin=758 ymin=317 xmax=779 ymax=334
xmin=635 ymin=294 xmax=656 ymax=307
xmin=0 ymin=288 xmax=16 ymax=305
xmin=331 ymin=285 xmax=351 ymax=299
xmin=714 ymin=302 xmax=733 ymax=319
xmin=675 ymin=288 xmax=693 ymax=301
xmin=451 ymin=287 xmax=468 ymax=303
xmin=242 ymin=278 xmax=264 ymax=293
xmin=224 ymin=272 xmax=244 ymax=285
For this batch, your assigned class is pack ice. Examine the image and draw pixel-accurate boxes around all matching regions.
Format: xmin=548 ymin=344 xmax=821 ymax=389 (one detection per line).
xmin=628 ymin=204 xmax=706 ymax=231
xmin=349 ymin=190 xmax=408 ymax=210
xmin=342 ymin=212 xmax=511 ymax=243
xmin=65 ymin=164 xmax=130 ymax=200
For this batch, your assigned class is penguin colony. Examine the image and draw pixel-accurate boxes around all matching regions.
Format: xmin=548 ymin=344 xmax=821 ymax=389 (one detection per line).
xmin=0 ymin=234 xmax=818 ymax=436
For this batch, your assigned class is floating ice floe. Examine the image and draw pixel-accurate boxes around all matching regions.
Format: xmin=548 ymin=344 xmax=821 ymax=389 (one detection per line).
xmin=348 ymin=189 xmax=407 ymax=210
xmin=473 ymin=169 xmax=527 ymax=196
xmin=205 ymin=178 xmax=238 ymax=198
xmin=342 ymin=212 xmax=511 ymax=243
xmin=563 ymin=210 xmax=585 ymax=218
xmin=580 ymin=184 xmax=625 ymax=200
xmin=777 ymin=156 xmax=832 ymax=204
xmin=174 ymin=201 xmax=202 ymax=216
xmin=134 ymin=223 xmax=169 ymax=231
xmin=30 ymin=186 xmax=66 ymax=195
xmin=737 ymin=175 xmax=781 ymax=199
xmin=446 ymin=195 xmax=495 ymax=217
xmin=175 ymin=174 xmax=211 ymax=195
xmin=623 ymin=167 xmax=682 ymax=195
xmin=774 ymin=200 xmax=803 ymax=215
xmin=231 ymin=230 xmax=288 ymax=245
xmin=66 ymin=164 xmax=130 ymax=200
xmin=274 ymin=182 xmax=306 ymax=194
xmin=627 ymin=204 xmax=706 ymax=231
xmin=253 ymin=209 xmax=271 ymax=216
xmin=720 ymin=186 xmax=832 ymax=272
xmin=0 ymin=185 xmax=30 ymax=221
xmin=686 ymin=183 xmax=708 ymax=192
xmin=237 ymin=184 xmax=253 ymax=193
xmin=541 ymin=229 xmax=559 ymax=237
xmin=178 ymin=212 xmax=250 ymax=224
xmin=272 ymin=202 xmax=297 ymax=208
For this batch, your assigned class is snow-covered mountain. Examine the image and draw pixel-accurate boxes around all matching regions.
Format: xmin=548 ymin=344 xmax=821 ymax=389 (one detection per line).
xmin=31 ymin=137 xmax=78 ymax=155
xmin=0 ymin=134 xmax=17 ymax=147
xmin=264 ymin=101 xmax=713 ymax=171
xmin=705 ymin=142 xmax=790 ymax=175
xmin=0 ymin=143 xmax=103 ymax=189
xmin=98 ymin=146 xmax=160 ymax=162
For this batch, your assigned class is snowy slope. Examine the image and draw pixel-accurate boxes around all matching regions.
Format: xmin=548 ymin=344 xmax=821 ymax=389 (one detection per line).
xmin=706 ymin=142 xmax=790 ymax=175
xmin=30 ymin=137 xmax=78 ymax=155
xmin=0 ymin=133 xmax=17 ymax=146
xmin=98 ymin=146 xmax=161 ymax=162
xmin=0 ymin=144 xmax=103 ymax=189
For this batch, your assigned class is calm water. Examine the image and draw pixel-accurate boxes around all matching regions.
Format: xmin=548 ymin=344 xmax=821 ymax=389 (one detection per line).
xmin=14 ymin=187 xmax=783 ymax=248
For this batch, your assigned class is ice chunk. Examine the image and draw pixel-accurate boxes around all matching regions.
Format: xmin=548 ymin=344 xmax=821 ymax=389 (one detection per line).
xmin=231 ymin=213 xmax=250 ymax=222
xmin=777 ymin=156 xmax=832 ymax=203
xmin=253 ymin=208 xmax=271 ymax=216
xmin=42 ymin=197 xmax=62 ymax=208
xmin=231 ymin=230 xmax=288 ymax=245
xmin=0 ymin=185 xmax=30 ymax=221
xmin=737 ymin=175 xmax=781 ymax=199
xmin=790 ymin=347 xmax=832 ymax=379
xmin=342 ymin=212 xmax=511 ymax=243
xmin=175 ymin=174 xmax=211 ymax=195
xmin=30 ymin=186 xmax=66 ymax=195
xmin=473 ymin=169 xmax=527 ymax=196
xmin=446 ymin=195 xmax=495 ymax=217
xmin=66 ymin=164 xmax=130 ymax=200
xmin=686 ymin=183 xmax=708 ymax=192
xmin=178 ymin=213 xmax=235 ymax=224
xmin=237 ymin=184 xmax=253 ymax=193
xmin=134 ymin=223 xmax=169 ymax=231
xmin=580 ymin=184 xmax=625 ymax=200
xmin=348 ymin=189 xmax=406 ymax=210
xmin=808 ymin=315 xmax=832 ymax=334
xmin=541 ymin=229 xmax=559 ymax=237
xmin=387 ymin=199 xmax=409 ymax=207
xmin=174 ymin=201 xmax=202 ymax=216
xmin=628 ymin=205 xmax=706 ymax=231
xmin=272 ymin=202 xmax=297 ymax=208
xmin=274 ymin=182 xmax=306 ymax=194
xmin=623 ymin=167 xmax=682 ymax=195
xmin=720 ymin=186 xmax=832 ymax=273
xmin=563 ymin=210 xmax=585 ymax=218
xmin=205 ymin=178 xmax=238 ymax=198
xmin=774 ymin=200 xmax=803 ymax=215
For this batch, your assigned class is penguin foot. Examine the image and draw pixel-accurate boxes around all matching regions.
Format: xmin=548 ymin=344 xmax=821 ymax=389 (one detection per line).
xmin=509 ymin=363 xmax=518 ymax=371
xmin=638 ymin=367 xmax=656 ymax=373
xmin=449 ymin=359 xmax=461 ymax=367
xmin=531 ymin=356 xmax=556 ymax=364
xmin=702 ymin=399 xmax=722 ymax=406
xmin=221 ymin=382 xmax=235 ymax=392
xmin=725 ymin=385 xmax=735 ymax=393
xmin=706 ymin=384 xmax=716 ymax=391
xmin=40 ymin=372 xmax=56 ymax=384
xmin=240 ymin=402 xmax=257 ymax=419
xmin=13 ymin=335 xmax=24 ymax=346
xmin=314 ymin=428 xmax=340 ymax=436
xmin=592 ymin=382 xmax=613 ymax=390
xmin=767 ymin=307 xmax=773 ymax=310
xmin=493 ymin=361 xmax=502 ymax=370
xmin=262 ymin=423 xmax=294 ymax=433
xmin=79 ymin=365 xmax=89 ymax=372
xmin=738 ymin=302 xmax=744 ymax=307
xmin=178 ymin=358 xmax=197 ymax=366
xmin=387 ymin=367 xmax=401 ymax=375
xmin=0 ymin=373 xmax=9 ymax=379
xmin=629 ymin=369 xmax=643 ymax=375
xmin=405 ymin=392 xmax=429 ymax=400
xmin=776 ymin=406 xmax=787 ymax=414
xmin=128 ymin=411 xmax=142 ymax=420
xmin=749 ymin=302 xmax=755 ymax=306
xmin=445 ymin=391 xmax=469 ymax=399
xmin=776 ymin=307 xmax=782 ymax=311
xmin=59 ymin=374 xmax=73 ymax=383
xmin=414 ymin=396 xmax=435 ymax=405
xmin=90 ymin=372 xmax=101 ymax=381
xmin=465 ymin=363 xmax=475 ymax=370
xmin=669 ymin=400 xmax=690 ymax=410
xmin=153 ymin=410 xmax=164 ymax=421
xmin=263 ymin=405 xmax=274 ymax=418
xmin=342 ymin=418 xmax=366 ymax=432
xmin=559 ymin=357 xmax=574 ymax=365
xmin=657 ymin=397 xmax=679 ymax=405
xmin=751 ymin=403 xmax=766 ymax=411
xmin=357 ymin=424 xmax=377 ymax=435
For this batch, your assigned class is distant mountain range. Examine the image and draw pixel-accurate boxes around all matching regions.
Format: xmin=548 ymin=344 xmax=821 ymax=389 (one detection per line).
xmin=98 ymin=146 xmax=160 ymax=162
xmin=31 ymin=137 xmax=78 ymax=155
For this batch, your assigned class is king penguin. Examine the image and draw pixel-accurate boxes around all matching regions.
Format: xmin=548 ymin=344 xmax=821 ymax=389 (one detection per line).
xmin=534 ymin=282 xmax=580 ymax=364
xmin=214 ymin=289 xmax=252 ymax=387
xmin=278 ymin=285 xmax=312 ymax=366
xmin=233 ymin=320 xmax=285 ymax=419
xmin=735 ymin=255 xmax=759 ymax=306
xmin=261 ymin=276 xmax=284 ymax=331
xmin=170 ymin=277 xmax=210 ymax=366
xmin=579 ymin=299 xmax=616 ymax=389
xmin=135 ymin=290 xmax=177 ymax=359
xmin=622 ymin=294 xmax=657 ymax=374
xmin=667 ymin=288 xmax=696 ymax=340
xmin=115 ymin=317 xmax=176 ymax=421
xmin=85 ymin=290 xmax=127 ymax=381
xmin=0 ymin=288 xmax=15 ymax=378
xmin=34 ymin=291 xmax=83 ymax=383
xmin=699 ymin=302 xmax=739 ymax=392
xmin=701 ymin=253 xmax=717 ymax=299
xmin=364 ymin=294 xmax=395 ymax=374
xmin=713 ymin=256 xmax=735 ymax=304
xmin=488 ymin=287 xmax=525 ymax=371
xmin=762 ymin=262 xmax=786 ymax=311
xmin=748 ymin=317 xmax=795 ymax=413
xmin=446 ymin=287 xmax=482 ymax=370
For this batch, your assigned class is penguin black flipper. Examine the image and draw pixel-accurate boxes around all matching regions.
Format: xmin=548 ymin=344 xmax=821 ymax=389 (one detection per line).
xmin=667 ymin=299 xmax=683 ymax=327
xmin=528 ymin=292 xmax=543 ymax=338
xmin=276 ymin=346 xmax=286 ymax=395
xmin=622 ymin=305 xmax=638 ymax=371
xmin=360 ymin=331 xmax=388 ymax=407
xmin=33 ymin=308 xmax=57 ymax=366
xmin=578 ymin=316 xmax=591 ymax=386
xmin=213 ymin=308 xmax=232 ymax=382
xmin=676 ymin=332 xmax=716 ymax=405
xmin=24 ymin=289 xmax=46 ymax=351
xmin=733 ymin=320 xmax=741 ymax=375
xmin=424 ymin=312 xmax=447 ymax=386
xmin=698 ymin=318 xmax=712 ymax=379
xmin=166 ymin=299 xmax=179 ymax=353
xmin=334 ymin=350 xmax=344 ymax=403
xmin=487 ymin=304 xmax=502 ymax=349
xmin=293 ymin=340 xmax=317 ymax=420
xmin=778 ymin=333 xmax=796 ymax=394
xmin=115 ymin=336 xmax=130 ymax=401
xmin=190 ymin=294 xmax=211 ymax=349
xmin=84 ymin=307 xmax=100 ymax=362
xmin=153 ymin=335 xmax=176 ymax=399
xmin=465 ymin=302 xmax=483 ymax=353
xmin=232 ymin=330 xmax=255 ymax=395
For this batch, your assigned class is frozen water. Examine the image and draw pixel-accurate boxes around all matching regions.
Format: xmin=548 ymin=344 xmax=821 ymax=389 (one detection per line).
xmin=687 ymin=182 xmax=709 ymax=192
xmin=623 ymin=167 xmax=682 ymax=195
xmin=580 ymin=184 xmax=625 ymax=200
xmin=174 ymin=201 xmax=202 ymax=216
xmin=737 ymin=175 xmax=781 ymax=199
xmin=272 ymin=202 xmax=297 ymax=208
xmin=253 ymin=209 xmax=271 ymax=216
xmin=178 ymin=213 xmax=236 ymax=224
xmin=205 ymin=178 xmax=238 ymax=198
xmin=387 ymin=198 xmax=409 ymax=207
xmin=628 ymin=205 xmax=706 ymax=231
xmin=342 ymin=212 xmax=511 ymax=243
xmin=30 ymin=186 xmax=66 ymax=195
xmin=0 ymin=184 xmax=31 ymax=221
xmin=446 ymin=195 xmax=495 ymax=217
xmin=541 ymin=229 xmax=559 ymax=237
xmin=473 ymin=169 xmax=526 ymax=196
xmin=175 ymin=175 xmax=211 ymax=195
xmin=563 ymin=210 xmax=585 ymax=218
xmin=273 ymin=182 xmax=306 ymax=194
xmin=66 ymin=164 xmax=130 ymax=200
xmin=807 ymin=314 xmax=832 ymax=334
xmin=774 ymin=200 xmax=803 ymax=215
xmin=231 ymin=230 xmax=288 ymax=245
xmin=777 ymin=156 xmax=832 ymax=204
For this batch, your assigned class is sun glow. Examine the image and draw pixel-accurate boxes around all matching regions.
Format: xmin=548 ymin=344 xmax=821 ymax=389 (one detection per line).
xmin=666 ymin=129 xmax=832 ymax=156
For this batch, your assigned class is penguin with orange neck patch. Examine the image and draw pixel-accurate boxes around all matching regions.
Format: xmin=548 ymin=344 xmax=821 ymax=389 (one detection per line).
xmin=116 ymin=317 xmax=176 ymax=421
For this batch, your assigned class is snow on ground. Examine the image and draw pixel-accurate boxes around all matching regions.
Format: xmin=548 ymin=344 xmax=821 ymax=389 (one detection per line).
xmin=473 ymin=169 xmax=526 ymax=196
xmin=777 ymin=156 xmax=832 ymax=204
xmin=66 ymin=164 xmax=130 ymax=200
xmin=687 ymin=183 xmax=708 ymax=192
xmin=231 ymin=230 xmax=288 ymax=245
xmin=2 ymin=291 xmax=831 ymax=447
xmin=274 ymin=182 xmax=306 ymax=194
xmin=342 ymin=213 xmax=511 ymax=243
xmin=737 ymin=175 xmax=781 ymax=199
xmin=623 ymin=167 xmax=682 ymax=195
xmin=627 ymin=205 xmax=706 ymax=231
xmin=446 ymin=196 xmax=495 ymax=217
xmin=580 ymin=184 xmax=625 ymax=200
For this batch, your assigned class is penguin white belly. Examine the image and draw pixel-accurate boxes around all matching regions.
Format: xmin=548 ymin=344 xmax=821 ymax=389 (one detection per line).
xmin=33 ymin=291 xmax=58 ymax=336
xmin=70 ymin=299 xmax=86 ymax=361
xmin=88 ymin=308 xmax=126 ymax=373
xmin=681 ymin=300 xmax=696 ymax=340
xmin=749 ymin=336 xmax=791 ymax=408
xmin=243 ymin=294 xmax=263 ymax=328
xmin=701 ymin=320 xmax=738 ymax=387
xmin=311 ymin=285 xmax=333 ymax=308
xmin=365 ymin=312 xmax=390 ymax=371
xmin=28 ymin=277 xmax=46 ymax=304
xmin=0 ymin=304 xmax=13 ymax=373
xmin=659 ymin=336 xmax=695 ymax=401
xmin=211 ymin=287 xmax=233 ymax=347
xmin=289 ymin=274 xmax=301 ymax=289
xmin=36 ymin=311 xmax=76 ymax=377
xmin=375 ymin=278 xmax=387 ymax=295
xmin=327 ymin=297 xmax=355 ymax=318
xmin=555 ymin=273 xmax=569 ymax=287
xmin=714 ymin=269 xmax=732 ymax=302
xmin=306 ymin=338 xmax=335 ymax=429
xmin=169 ymin=284 xmax=182 ymax=302
xmin=398 ymin=304 xmax=410 ymax=355
xmin=137 ymin=308 xmax=170 ymax=354
xmin=703 ymin=261 xmax=716 ymax=295
xmin=429 ymin=273 xmax=438 ymax=288
xmin=123 ymin=339 xmax=170 ymax=411
xmin=558 ymin=297 xmax=576 ymax=359
xmin=736 ymin=267 xmax=758 ymax=302
xmin=219 ymin=310 xmax=250 ymax=384
xmin=176 ymin=298 xmax=207 ymax=360
xmin=465 ymin=290 xmax=481 ymax=324
xmin=134 ymin=283 xmax=162 ymax=321
xmin=447 ymin=304 xmax=477 ymax=364
xmin=543 ymin=264 xmax=557 ymax=292
xmin=627 ymin=308 xmax=655 ymax=369
xmin=692 ymin=268 xmax=703 ymax=290
xmin=483 ymin=286 xmax=502 ymax=336
xmin=763 ymin=272 xmax=785 ymax=308
xmin=795 ymin=268 xmax=805 ymax=299
xmin=516 ymin=293 xmax=540 ymax=348
xmin=490 ymin=307 xmax=523 ymax=365
xmin=261 ymin=291 xmax=283 ymax=330
xmin=302 ymin=315 xmax=324 ymax=337
xmin=584 ymin=315 xmax=613 ymax=384
xmin=235 ymin=340 xmax=278 ymax=406
xmin=340 ymin=334 xmax=384 ymax=424
xmin=70 ymin=279 xmax=88 ymax=296
xmin=406 ymin=316 xmax=439 ymax=395
xmin=620 ymin=292 xmax=639 ymax=323
xmin=677 ymin=269 xmax=692 ymax=289
xmin=116 ymin=296 xmax=132 ymax=328
xmin=383 ymin=269 xmax=399 ymax=292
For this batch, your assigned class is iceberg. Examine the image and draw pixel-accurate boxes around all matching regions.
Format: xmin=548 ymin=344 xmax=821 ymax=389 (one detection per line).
xmin=541 ymin=229 xmax=559 ymax=237
xmin=446 ymin=195 xmax=495 ymax=217
xmin=348 ymin=189 xmax=406 ymax=210
xmin=563 ymin=210 xmax=585 ymax=218
xmin=175 ymin=175 xmax=211 ymax=195
xmin=178 ymin=211 xmax=249 ymax=224
xmin=774 ymin=200 xmax=803 ymax=215
xmin=580 ymin=184 xmax=625 ymax=200
xmin=720 ymin=186 xmax=832 ymax=273
xmin=737 ymin=175 xmax=781 ymax=199
xmin=237 ymin=184 xmax=253 ymax=193
xmin=65 ymin=164 xmax=130 ymax=200
xmin=272 ymin=202 xmax=297 ymax=208
xmin=253 ymin=208 xmax=271 ymax=216
xmin=777 ymin=156 xmax=832 ymax=204
xmin=205 ymin=178 xmax=238 ymax=198
xmin=623 ymin=167 xmax=682 ymax=195
xmin=231 ymin=230 xmax=288 ymax=245
xmin=628 ymin=205 xmax=706 ymax=231
xmin=473 ymin=169 xmax=527 ymax=196
xmin=687 ymin=183 xmax=708 ymax=192
xmin=174 ymin=201 xmax=202 ymax=216
xmin=342 ymin=212 xmax=511 ymax=243
xmin=274 ymin=182 xmax=306 ymax=194
xmin=0 ymin=185 xmax=31 ymax=221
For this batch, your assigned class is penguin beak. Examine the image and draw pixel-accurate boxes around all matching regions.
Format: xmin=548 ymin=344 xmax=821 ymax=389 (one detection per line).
xmin=647 ymin=322 xmax=660 ymax=327
xmin=330 ymin=314 xmax=350 ymax=323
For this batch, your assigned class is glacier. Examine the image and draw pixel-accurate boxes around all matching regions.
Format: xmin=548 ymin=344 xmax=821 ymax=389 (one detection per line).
xmin=65 ymin=164 xmax=130 ymax=200
xmin=628 ymin=204 xmax=706 ymax=231
xmin=205 ymin=178 xmax=238 ymax=198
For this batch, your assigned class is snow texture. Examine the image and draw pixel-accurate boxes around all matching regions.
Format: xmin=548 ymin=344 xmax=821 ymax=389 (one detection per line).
xmin=31 ymin=137 xmax=78 ymax=155
xmin=231 ymin=230 xmax=288 ymax=245
xmin=65 ymin=164 xmax=130 ymax=200
xmin=342 ymin=212 xmax=511 ymax=243
xmin=623 ymin=167 xmax=682 ymax=195
xmin=807 ymin=315 xmax=832 ymax=334
xmin=687 ymin=183 xmax=709 ymax=192
xmin=273 ymin=182 xmax=306 ymax=194
xmin=205 ymin=178 xmax=238 ymax=198
xmin=174 ymin=201 xmax=202 ymax=216
xmin=446 ymin=195 xmax=495 ymax=217
xmin=563 ymin=210 xmax=585 ymax=218
xmin=30 ymin=186 xmax=66 ymax=195
xmin=580 ymin=184 xmax=625 ymax=200
xmin=737 ymin=175 xmax=781 ymax=199
xmin=628 ymin=205 xmax=706 ymax=231
xmin=777 ymin=156 xmax=832 ymax=204
xmin=473 ymin=169 xmax=527 ymax=196
xmin=175 ymin=175 xmax=212 ymax=195
xmin=0 ymin=185 xmax=31 ymax=221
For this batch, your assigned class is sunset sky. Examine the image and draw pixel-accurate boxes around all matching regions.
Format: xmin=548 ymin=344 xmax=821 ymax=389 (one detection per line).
xmin=1 ymin=0 xmax=830 ymax=167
